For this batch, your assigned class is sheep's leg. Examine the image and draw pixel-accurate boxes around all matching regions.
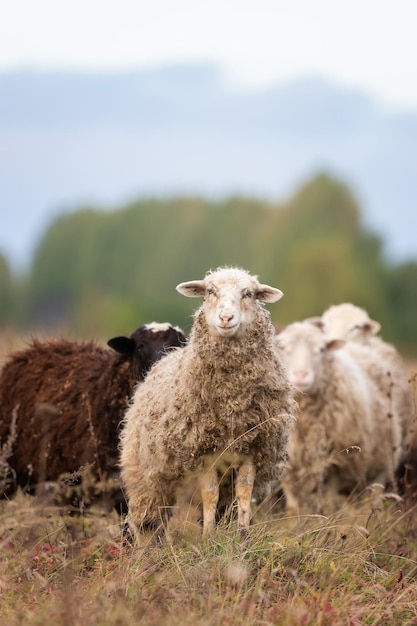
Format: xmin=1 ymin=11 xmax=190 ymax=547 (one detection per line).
xmin=236 ymin=458 xmax=256 ymax=531
xmin=282 ymin=485 xmax=299 ymax=517
xmin=200 ymin=468 xmax=219 ymax=536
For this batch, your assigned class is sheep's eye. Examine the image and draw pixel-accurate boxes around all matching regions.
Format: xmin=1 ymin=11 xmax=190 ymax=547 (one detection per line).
xmin=206 ymin=287 xmax=216 ymax=296
xmin=242 ymin=290 xmax=253 ymax=299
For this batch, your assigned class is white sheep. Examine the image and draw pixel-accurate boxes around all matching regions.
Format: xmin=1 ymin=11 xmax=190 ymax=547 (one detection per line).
xmin=321 ymin=303 xmax=413 ymax=446
xmin=120 ymin=267 xmax=296 ymax=536
xmin=321 ymin=302 xmax=381 ymax=344
xmin=276 ymin=320 xmax=402 ymax=514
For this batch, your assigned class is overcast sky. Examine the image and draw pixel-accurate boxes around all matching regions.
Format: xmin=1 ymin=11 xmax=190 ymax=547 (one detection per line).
xmin=1 ymin=0 xmax=417 ymax=111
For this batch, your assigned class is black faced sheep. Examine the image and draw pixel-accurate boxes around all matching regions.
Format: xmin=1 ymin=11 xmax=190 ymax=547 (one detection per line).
xmin=0 ymin=322 xmax=186 ymax=510
xmin=120 ymin=267 xmax=296 ymax=537
xmin=276 ymin=320 xmax=402 ymax=515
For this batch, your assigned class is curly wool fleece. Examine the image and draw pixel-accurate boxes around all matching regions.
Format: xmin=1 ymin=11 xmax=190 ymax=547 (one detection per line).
xmin=120 ymin=302 xmax=296 ymax=528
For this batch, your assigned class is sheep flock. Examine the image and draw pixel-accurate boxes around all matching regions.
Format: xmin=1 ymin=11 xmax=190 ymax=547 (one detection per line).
xmin=0 ymin=268 xmax=415 ymax=538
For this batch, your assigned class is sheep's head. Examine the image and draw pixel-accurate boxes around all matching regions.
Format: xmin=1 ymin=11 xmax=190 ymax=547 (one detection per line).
xmin=176 ymin=267 xmax=283 ymax=338
xmin=277 ymin=321 xmax=344 ymax=393
xmin=107 ymin=322 xmax=186 ymax=372
xmin=321 ymin=303 xmax=381 ymax=344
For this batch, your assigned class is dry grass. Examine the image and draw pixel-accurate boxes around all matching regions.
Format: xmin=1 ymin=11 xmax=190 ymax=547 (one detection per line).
xmin=0 ymin=329 xmax=26 ymax=369
xmin=1 ymin=332 xmax=417 ymax=625
xmin=1 ymin=489 xmax=417 ymax=625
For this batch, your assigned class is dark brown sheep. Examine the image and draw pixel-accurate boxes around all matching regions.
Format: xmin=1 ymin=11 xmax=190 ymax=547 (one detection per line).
xmin=0 ymin=322 xmax=186 ymax=511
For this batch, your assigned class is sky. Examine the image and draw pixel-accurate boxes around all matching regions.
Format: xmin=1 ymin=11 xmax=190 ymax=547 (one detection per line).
xmin=1 ymin=0 xmax=417 ymax=272
xmin=1 ymin=0 xmax=417 ymax=112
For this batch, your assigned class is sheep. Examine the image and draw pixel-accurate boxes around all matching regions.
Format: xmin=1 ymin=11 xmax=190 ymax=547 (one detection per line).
xmin=321 ymin=303 xmax=413 ymax=451
xmin=120 ymin=267 xmax=296 ymax=537
xmin=321 ymin=303 xmax=381 ymax=345
xmin=0 ymin=322 xmax=186 ymax=510
xmin=275 ymin=320 xmax=402 ymax=515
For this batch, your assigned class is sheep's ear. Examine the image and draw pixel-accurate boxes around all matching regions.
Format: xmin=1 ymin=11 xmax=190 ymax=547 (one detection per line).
xmin=305 ymin=316 xmax=324 ymax=330
xmin=255 ymin=284 xmax=283 ymax=303
xmin=107 ymin=336 xmax=135 ymax=355
xmin=364 ymin=320 xmax=381 ymax=335
xmin=326 ymin=339 xmax=346 ymax=352
xmin=176 ymin=280 xmax=206 ymax=297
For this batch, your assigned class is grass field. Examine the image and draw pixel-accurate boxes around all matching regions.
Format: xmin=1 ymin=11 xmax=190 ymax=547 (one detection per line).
xmin=1 ymin=332 xmax=417 ymax=625
xmin=1 ymin=489 xmax=417 ymax=625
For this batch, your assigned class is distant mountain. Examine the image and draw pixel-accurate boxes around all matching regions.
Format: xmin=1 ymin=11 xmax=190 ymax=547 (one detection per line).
xmin=1 ymin=65 xmax=416 ymax=270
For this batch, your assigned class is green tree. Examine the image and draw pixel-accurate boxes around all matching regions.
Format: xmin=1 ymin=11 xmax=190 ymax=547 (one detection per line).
xmin=20 ymin=172 xmax=417 ymax=354
xmin=382 ymin=262 xmax=417 ymax=353
xmin=0 ymin=254 xmax=13 ymax=326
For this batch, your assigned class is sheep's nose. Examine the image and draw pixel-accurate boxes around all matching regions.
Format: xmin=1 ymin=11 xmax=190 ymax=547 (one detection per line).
xmin=293 ymin=370 xmax=308 ymax=383
xmin=219 ymin=312 xmax=234 ymax=323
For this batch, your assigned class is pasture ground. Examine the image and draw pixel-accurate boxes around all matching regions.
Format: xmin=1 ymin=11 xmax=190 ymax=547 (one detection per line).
xmin=1 ymin=489 xmax=417 ymax=625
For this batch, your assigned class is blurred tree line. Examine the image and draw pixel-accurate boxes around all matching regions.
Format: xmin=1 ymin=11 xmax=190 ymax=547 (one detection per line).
xmin=1 ymin=172 xmax=417 ymax=354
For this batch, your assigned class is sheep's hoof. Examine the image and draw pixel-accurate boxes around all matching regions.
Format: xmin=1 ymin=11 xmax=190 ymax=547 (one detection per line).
xmin=238 ymin=522 xmax=252 ymax=539
xmin=237 ymin=527 xmax=251 ymax=548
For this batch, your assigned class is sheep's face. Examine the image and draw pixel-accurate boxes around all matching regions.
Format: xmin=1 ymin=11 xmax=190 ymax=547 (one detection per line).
xmin=277 ymin=322 xmax=344 ymax=393
xmin=177 ymin=267 xmax=283 ymax=338
xmin=322 ymin=303 xmax=380 ymax=345
xmin=140 ymin=322 xmax=186 ymax=366
xmin=107 ymin=322 xmax=186 ymax=372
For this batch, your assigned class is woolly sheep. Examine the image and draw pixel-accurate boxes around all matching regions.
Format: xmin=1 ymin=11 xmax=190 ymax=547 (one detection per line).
xmin=0 ymin=322 xmax=186 ymax=510
xmin=276 ymin=320 xmax=402 ymax=514
xmin=120 ymin=267 xmax=296 ymax=536
xmin=321 ymin=303 xmax=381 ymax=344
xmin=321 ymin=303 xmax=413 ymax=446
